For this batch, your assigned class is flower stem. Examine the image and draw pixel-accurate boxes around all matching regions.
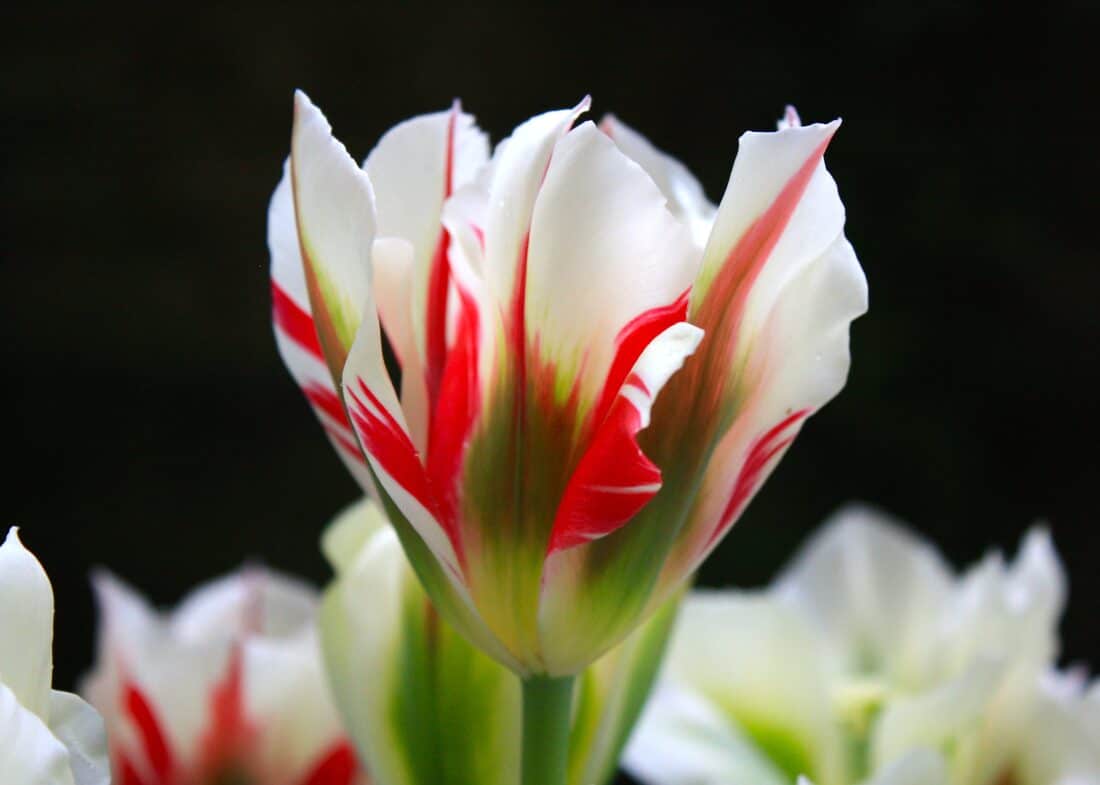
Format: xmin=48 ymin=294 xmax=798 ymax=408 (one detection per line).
xmin=521 ymin=673 xmax=576 ymax=785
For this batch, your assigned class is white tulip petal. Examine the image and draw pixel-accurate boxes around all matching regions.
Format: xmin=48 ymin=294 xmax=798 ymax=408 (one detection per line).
xmin=47 ymin=691 xmax=110 ymax=785
xmin=862 ymin=749 xmax=949 ymax=785
xmin=0 ymin=681 xmax=74 ymax=785
xmin=0 ymin=528 xmax=54 ymax=719
xmin=290 ymin=90 xmax=376 ymax=356
xmin=525 ymin=121 xmax=699 ymax=410
xmin=772 ymin=505 xmax=954 ymax=685
xmin=624 ymin=686 xmax=789 ymax=785
xmin=481 ymin=98 xmax=590 ymax=312
xmin=268 ymin=161 xmax=377 ymax=492
xmin=600 ymin=114 xmax=717 ymax=248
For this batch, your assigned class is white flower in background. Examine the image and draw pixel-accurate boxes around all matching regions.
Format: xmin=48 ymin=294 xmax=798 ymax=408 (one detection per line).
xmin=319 ymin=498 xmax=679 ymax=785
xmin=0 ymin=527 xmax=109 ymax=785
xmin=624 ymin=504 xmax=1088 ymax=785
xmin=82 ymin=565 xmax=366 ymax=785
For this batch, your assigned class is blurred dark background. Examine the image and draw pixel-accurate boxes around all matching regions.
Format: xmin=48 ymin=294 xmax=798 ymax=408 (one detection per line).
xmin=4 ymin=2 xmax=1098 ymax=776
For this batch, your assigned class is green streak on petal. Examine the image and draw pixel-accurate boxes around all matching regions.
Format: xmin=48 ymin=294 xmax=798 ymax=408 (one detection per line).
xmin=460 ymin=335 xmax=584 ymax=670
xmin=566 ymin=593 xmax=681 ymax=785
xmin=299 ymin=240 xmax=360 ymax=383
xmin=720 ymin=708 xmax=817 ymax=782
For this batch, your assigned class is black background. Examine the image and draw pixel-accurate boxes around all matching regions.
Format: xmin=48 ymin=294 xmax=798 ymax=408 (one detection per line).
xmin=5 ymin=2 xmax=1099 ymax=779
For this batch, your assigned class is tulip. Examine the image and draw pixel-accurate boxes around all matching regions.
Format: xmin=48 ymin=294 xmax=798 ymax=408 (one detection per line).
xmin=0 ymin=528 xmax=110 ymax=785
xmin=318 ymin=497 xmax=679 ymax=785
xmin=623 ymin=505 xmax=1072 ymax=785
xmin=82 ymin=565 xmax=365 ymax=785
xmin=269 ymin=93 xmax=865 ymax=785
xmin=270 ymin=94 xmax=865 ymax=677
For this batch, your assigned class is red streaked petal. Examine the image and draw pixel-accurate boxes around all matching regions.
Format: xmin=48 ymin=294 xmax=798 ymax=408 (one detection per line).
xmin=426 ymin=283 xmax=481 ymax=533
xmin=589 ymin=291 xmax=689 ymax=432
xmin=269 ymin=164 xmax=374 ymax=491
xmin=549 ymin=323 xmax=703 ymax=554
xmin=706 ymin=409 xmax=809 ymax=549
xmin=423 ymin=107 xmax=458 ymax=411
xmin=198 ymin=646 xmax=256 ymax=774
xmin=341 ymin=279 xmax=467 ymax=589
xmin=295 ymin=742 xmax=359 ymax=785
xmin=116 ymin=751 xmax=153 ymax=785
xmin=691 ymin=131 xmax=836 ymax=366
xmin=347 ymin=380 xmax=434 ymax=511
xmin=272 ymin=279 xmax=324 ymax=362
xmin=122 ymin=681 xmax=175 ymax=784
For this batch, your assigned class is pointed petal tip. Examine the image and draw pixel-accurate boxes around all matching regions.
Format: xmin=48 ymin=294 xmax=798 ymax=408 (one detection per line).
xmin=780 ymin=104 xmax=803 ymax=129
xmin=2 ymin=526 xmax=21 ymax=548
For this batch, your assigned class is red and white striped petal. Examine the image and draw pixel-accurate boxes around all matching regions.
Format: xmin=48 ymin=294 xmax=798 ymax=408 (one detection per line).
xmin=84 ymin=572 xmax=225 ymax=779
xmin=690 ymin=120 xmax=845 ymax=326
xmin=363 ymin=104 xmax=488 ymax=422
xmin=290 ymin=91 xmax=376 ymax=377
xmin=600 ymin=114 xmax=717 ymax=249
xmin=269 ymin=166 xmax=375 ymax=490
xmin=371 ymin=236 xmax=430 ymax=454
xmin=84 ymin=568 xmax=359 ymax=785
xmin=547 ymin=321 xmax=703 ymax=553
xmin=524 ymin=121 xmax=699 ymax=418
xmin=341 ymin=303 xmax=465 ymax=588
xmin=662 ymin=232 xmax=867 ymax=589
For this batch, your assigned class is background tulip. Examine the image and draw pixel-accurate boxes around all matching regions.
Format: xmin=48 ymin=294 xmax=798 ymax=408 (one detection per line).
xmin=318 ymin=498 xmax=678 ymax=785
xmin=624 ymin=505 xmax=1079 ymax=785
xmin=0 ymin=528 xmax=109 ymax=785
xmin=269 ymin=94 xmax=867 ymax=679
xmin=82 ymin=565 xmax=364 ymax=785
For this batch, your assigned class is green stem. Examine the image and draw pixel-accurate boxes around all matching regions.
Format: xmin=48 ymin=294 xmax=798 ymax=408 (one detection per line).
xmin=521 ymin=673 xmax=576 ymax=785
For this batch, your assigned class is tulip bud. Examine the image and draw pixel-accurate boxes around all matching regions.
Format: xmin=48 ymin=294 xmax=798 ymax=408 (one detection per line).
xmin=319 ymin=498 xmax=678 ymax=785
xmin=0 ymin=527 xmax=110 ymax=785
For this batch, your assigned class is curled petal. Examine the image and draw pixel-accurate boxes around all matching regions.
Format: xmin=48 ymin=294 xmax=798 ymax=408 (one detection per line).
xmin=548 ymin=322 xmax=703 ymax=553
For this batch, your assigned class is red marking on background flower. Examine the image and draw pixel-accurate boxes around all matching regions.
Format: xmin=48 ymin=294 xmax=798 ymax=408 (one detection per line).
xmin=548 ymin=371 xmax=664 ymax=553
xmin=707 ymin=409 xmax=809 ymax=547
xmin=272 ymin=280 xmax=323 ymax=361
xmin=198 ymin=646 xmax=256 ymax=775
xmin=296 ymin=741 xmax=360 ymax=785
xmin=424 ymin=106 xmax=458 ymax=411
xmin=116 ymin=751 xmax=153 ymax=785
xmin=122 ymin=681 xmax=175 ymax=784
xmin=589 ymin=291 xmax=689 ymax=432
